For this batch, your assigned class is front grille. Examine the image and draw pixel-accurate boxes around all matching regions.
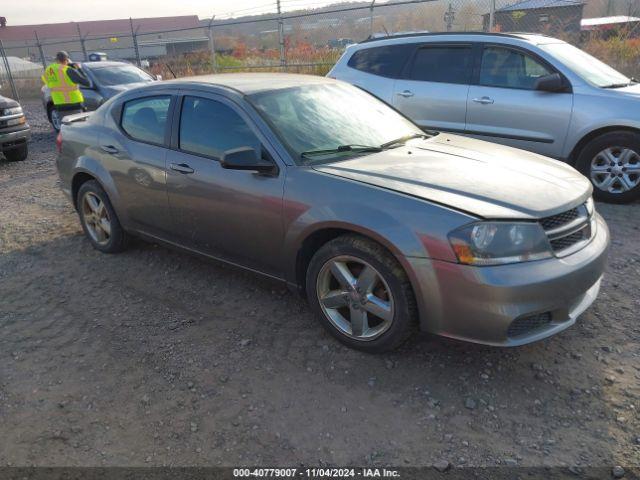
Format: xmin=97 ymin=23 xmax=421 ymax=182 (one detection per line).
xmin=539 ymin=208 xmax=579 ymax=231
xmin=507 ymin=312 xmax=552 ymax=338
xmin=538 ymin=203 xmax=592 ymax=255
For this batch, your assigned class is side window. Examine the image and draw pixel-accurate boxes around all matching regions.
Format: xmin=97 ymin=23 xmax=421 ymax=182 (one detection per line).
xmin=179 ymin=96 xmax=261 ymax=159
xmin=479 ymin=47 xmax=552 ymax=90
xmin=347 ymin=45 xmax=414 ymax=78
xmin=121 ymin=96 xmax=171 ymax=145
xmin=408 ymin=46 xmax=474 ymax=84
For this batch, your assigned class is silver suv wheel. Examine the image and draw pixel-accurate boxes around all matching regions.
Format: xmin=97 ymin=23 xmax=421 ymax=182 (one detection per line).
xmin=590 ymin=146 xmax=640 ymax=194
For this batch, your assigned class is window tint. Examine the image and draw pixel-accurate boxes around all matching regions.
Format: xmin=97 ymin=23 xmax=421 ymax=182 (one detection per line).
xmin=121 ymin=96 xmax=171 ymax=145
xmin=408 ymin=46 xmax=473 ymax=84
xmin=479 ymin=47 xmax=552 ymax=89
xmin=179 ymin=96 xmax=261 ymax=159
xmin=347 ymin=45 xmax=414 ymax=78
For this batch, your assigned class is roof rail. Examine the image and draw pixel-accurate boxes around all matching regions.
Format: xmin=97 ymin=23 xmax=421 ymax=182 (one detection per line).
xmin=359 ymin=31 xmax=552 ymax=44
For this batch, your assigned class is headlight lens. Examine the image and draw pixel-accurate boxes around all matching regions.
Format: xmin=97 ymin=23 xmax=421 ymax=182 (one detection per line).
xmin=449 ymin=221 xmax=553 ymax=266
xmin=2 ymin=106 xmax=23 ymax=117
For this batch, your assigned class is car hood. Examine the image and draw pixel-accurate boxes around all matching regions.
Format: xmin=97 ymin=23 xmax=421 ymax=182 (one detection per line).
xmin=312 ymin=133 xmax=592 ymax=219
xmin=0 ymin=95 xmax=19 ymax=109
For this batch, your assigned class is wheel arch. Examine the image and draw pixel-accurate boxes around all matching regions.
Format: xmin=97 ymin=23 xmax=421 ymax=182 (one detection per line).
xmin=568 ymin=126 xmax=640 ymax=165
xmin=71 ymin=171 xmax=98 ymax=209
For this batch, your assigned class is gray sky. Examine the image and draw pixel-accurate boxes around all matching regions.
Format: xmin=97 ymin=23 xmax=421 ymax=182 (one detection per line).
xmin=3 ymin=0 xmax=343 ymax=25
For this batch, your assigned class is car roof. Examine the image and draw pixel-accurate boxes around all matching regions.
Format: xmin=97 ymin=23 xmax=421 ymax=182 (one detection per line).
xmin=81 ymin=61 xmax=138 ymax=69
xmin=358 ymin=31 xmax=563 ymax=46
xmin=162 ymin=72 xmax=338 ymax=95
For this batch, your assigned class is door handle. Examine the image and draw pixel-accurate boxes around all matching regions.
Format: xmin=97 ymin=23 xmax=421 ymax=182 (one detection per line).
xmin=170 ymin=163 xmax=194 ymax=174
xmin=397 ymin=90 xmax=414 ymax=98
xmin=472 ymin=96 xmax=495 ymax=105
xmin=100 ymin=145 xmax=119 ymax=154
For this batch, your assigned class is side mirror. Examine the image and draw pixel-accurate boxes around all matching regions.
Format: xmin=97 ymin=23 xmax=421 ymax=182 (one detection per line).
xmin=534 ymin=73 xmax=565 ymax=92
xmin=220 ymin=147 xmax=276 ymax=173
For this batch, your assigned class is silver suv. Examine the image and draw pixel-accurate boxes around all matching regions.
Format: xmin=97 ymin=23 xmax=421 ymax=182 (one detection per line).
xmin=329 ymin=32 xmax=640 ymax=203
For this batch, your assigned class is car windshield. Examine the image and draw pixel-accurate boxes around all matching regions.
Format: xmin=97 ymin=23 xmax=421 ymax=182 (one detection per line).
xmin=90 ymin=65 xmax=153 ymax=86
xmin=248 ymin=83 xmax=426 ymax=165
xmin=540 ymin=42 xmax=632 ymax=88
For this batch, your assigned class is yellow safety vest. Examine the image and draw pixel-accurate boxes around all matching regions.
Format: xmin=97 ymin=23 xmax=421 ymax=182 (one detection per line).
xmin=42 ymin=63 xmax=84 ymax=106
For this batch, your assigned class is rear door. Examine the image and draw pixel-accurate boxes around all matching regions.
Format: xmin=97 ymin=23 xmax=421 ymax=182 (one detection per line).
xmin=465 ymin=44 xmax=573 ymax=158
xmin=97 ymin=92 xmax=174 ymax=236
xmin=392 ymin=43 xmax=475 ymax=132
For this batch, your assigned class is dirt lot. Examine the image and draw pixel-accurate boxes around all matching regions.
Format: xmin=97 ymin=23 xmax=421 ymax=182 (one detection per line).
xmin=1 ymin=102 xmax=639 ymax=471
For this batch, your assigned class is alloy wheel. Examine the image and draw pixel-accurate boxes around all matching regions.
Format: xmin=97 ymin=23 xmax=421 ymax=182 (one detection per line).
xmin=316 ymin=255 xmax=394 ymax=341
xmin=590 ymin=146 xmax=640 ymax=194
xmin=51 ymin=109 xmax=62 ymax=131
xmin=81 ymin=192 xmax=112 ymax=246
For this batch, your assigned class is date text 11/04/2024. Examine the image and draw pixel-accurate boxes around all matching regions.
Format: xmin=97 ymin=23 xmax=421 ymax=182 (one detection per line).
xmin=233 ymin=468 xmax=400 ymax=478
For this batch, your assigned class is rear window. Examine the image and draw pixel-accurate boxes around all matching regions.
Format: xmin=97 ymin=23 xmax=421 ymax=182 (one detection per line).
xmin=408 ymin=46 xmax=474 ymax=84
xmin=347 ymin=45 xmax=414 ymax=78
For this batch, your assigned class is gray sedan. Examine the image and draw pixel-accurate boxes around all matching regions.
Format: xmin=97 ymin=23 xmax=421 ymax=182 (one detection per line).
xmin=55 ymin=74 xmax=609 ymax=352
xmin=42 ymin=61 xmax=157 ymax=131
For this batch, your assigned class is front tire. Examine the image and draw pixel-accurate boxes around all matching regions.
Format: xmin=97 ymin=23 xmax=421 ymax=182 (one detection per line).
xmin=77 ymin=180 xmax=129 ymax=253
xmin=306 ymin=234 xmax=417 ymax=353
xmin=4 ymin=144 xmax=28 ymax=162
xmin=576 ymin=131 xmax=640 ymax=203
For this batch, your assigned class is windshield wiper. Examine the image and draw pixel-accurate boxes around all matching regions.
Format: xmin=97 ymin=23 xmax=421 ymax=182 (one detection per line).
xmin=300 ymin=144 xmax=382 ymax=159
xmin=602 ymin=82 xmax=634 ymax=88
xmin=380 ymin=133 xmax=428 ymax=149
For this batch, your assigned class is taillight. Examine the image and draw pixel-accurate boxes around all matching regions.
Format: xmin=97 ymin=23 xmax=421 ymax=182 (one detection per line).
xmin=56 ymin=132 xmax=63 ymax=153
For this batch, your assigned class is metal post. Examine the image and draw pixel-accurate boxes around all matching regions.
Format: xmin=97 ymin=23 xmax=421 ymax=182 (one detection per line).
xmin=444 ymin=3 xmax=455 ymax=32
xmin=488 ymin=0 xmax=496 ymax=32
xmin=76 ymin=23 xmax=88 ymax=62
xmin=130 ymin=18 xmax=142 ymax=67
xmin=0 ymin=39 xmax=20 ymax=102
xmin=369 ymin=0 xmax=376 ymax=37
xmin=34 ymin=31 xmax=47 ymax=68
xmin=277 ymin=0 xmax=286 ymax=67
xmin=207 ymin=15 xmax=217 ymax=73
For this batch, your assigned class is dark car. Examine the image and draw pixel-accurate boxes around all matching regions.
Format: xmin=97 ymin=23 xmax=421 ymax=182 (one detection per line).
xmin=0 ymin=91 xmax=30 ymax=162
xmin=55 ymin=74 xmax=608 ymax=353
xmin=42 ymin=61 xmax=158 ymax=131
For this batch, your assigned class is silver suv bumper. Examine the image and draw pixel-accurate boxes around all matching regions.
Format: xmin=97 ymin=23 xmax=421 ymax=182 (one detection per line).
xmin=409 ymin=212 xmax=610 ymax=346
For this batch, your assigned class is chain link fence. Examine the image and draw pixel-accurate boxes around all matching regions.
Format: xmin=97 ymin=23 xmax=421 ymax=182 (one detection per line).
xmin=1 ymin=0 xmax=640 ymax=101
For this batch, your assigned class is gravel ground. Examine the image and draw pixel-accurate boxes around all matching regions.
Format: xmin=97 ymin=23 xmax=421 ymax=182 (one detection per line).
xmin=1 ymin=102 xmax=639 ymax=471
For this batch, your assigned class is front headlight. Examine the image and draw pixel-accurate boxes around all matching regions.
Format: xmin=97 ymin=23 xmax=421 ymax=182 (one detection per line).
xmin=448 ymin=221 xmax=553 ymax=266
xmin=2 ymin=106 xmax=23 ymax=117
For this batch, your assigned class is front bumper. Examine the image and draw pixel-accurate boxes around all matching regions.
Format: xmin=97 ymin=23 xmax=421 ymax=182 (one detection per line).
xmin=408 ymin=212 xmax=610 ymax=346
xmin=0 ymin=126 xmax=31 ymax=151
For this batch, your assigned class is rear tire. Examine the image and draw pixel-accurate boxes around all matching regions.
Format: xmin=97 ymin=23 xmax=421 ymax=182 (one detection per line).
xmin=77 ymin=180 xmax=129 ymax=253
xmin=4 ymin=144 xmax=28 ymax=162
xmin=47 ymin=104 xmax=61 ymax=132
xmin=576 ymin=131 xmax=640 ymax=204
xmin=306 ymin=234 xmax=417 ymax=353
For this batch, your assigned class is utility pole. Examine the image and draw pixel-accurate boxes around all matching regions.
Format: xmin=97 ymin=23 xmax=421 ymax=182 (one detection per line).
xmin=130 ymin=17 xmax=141 ymax=67
xmin=488 ymin=0 xmax=496 ymax=32
xmin=444 ymin=3 xmax=455 ymax=32
xmin=369 ymin=0 xmax=376 ymax=38
xmin=76 ymin=23 xmax=88 ymax=62
xmin=207 ymin=15 xmax=217 ymax=73
xmin=34 ymin=31 xmax=46 ymax=68
xmin=277 ymin=0 xmax=286 ymax=67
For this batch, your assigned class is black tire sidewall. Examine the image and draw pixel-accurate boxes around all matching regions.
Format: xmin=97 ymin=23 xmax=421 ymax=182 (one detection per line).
xmin=306 ymin=237 xmax=415 ymax=353
xmin=4 ymin=144 xmax=28 ymax=162
xmin=576 ymin=131 xmax=640 ymax=204
xmin=77 ymin=180 xmax=127 ymax=253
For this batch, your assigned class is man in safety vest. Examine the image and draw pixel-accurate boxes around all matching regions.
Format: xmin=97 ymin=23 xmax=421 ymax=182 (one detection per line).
xmin=42 ymin=51 xmax=91 ymax=120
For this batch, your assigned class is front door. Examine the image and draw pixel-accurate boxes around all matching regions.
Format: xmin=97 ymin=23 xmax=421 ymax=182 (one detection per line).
xmin=465 ymin=45 xmax=573 ymax=158
xmin=165 ymin=94 xmax=285 ymax=277
xmin=392 ymin=43 xmax=474 ymax=132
